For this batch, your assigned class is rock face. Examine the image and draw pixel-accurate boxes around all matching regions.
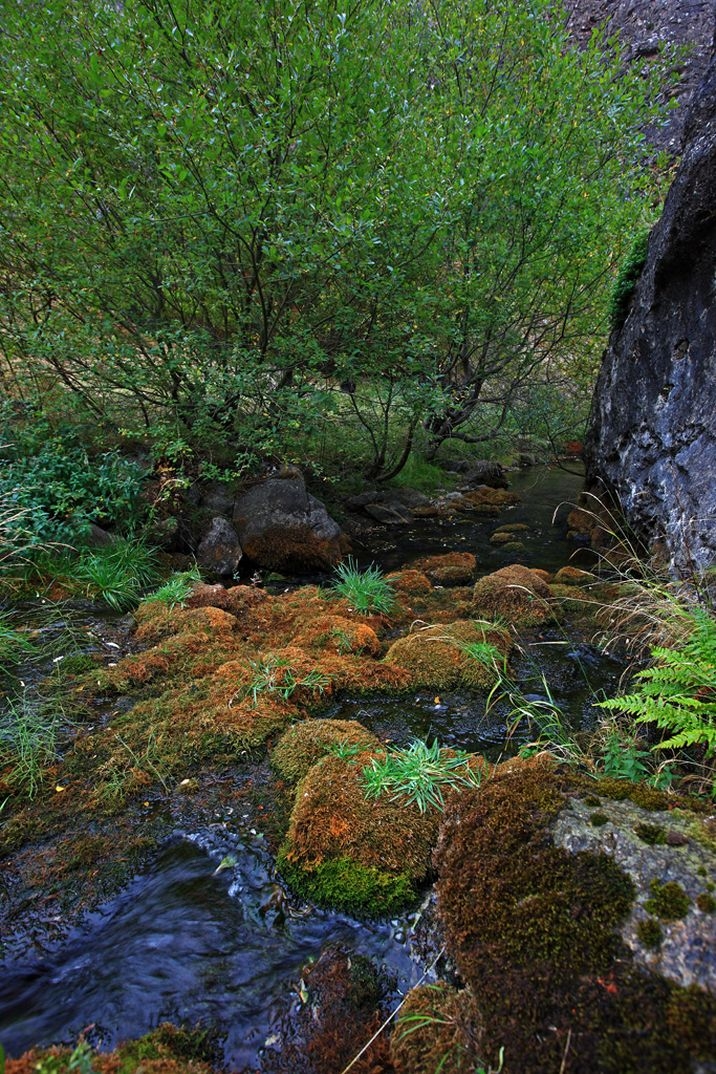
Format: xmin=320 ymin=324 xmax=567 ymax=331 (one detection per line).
xmin=586 ymin=56 xmax=716 ymax=575
xmin=232 ymin=467 xmax=348 ymax=573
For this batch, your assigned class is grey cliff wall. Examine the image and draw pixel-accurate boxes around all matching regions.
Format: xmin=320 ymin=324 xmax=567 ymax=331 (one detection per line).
xmin=585 ymin=55 xmax=716 ymax=574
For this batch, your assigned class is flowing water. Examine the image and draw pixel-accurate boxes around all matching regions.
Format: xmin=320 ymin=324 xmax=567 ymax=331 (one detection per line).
xmin=0 ymin=823 xmax=418 ymax=1069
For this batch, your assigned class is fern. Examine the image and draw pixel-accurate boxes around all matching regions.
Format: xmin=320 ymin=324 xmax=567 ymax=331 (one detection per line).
xmin=598 ymin=607 xmax=716 ymax=760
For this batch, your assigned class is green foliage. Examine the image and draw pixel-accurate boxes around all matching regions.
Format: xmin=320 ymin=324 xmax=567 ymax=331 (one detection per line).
xmin=608 ymin=230 xmax=650 ymax=332
xmin=598 ymin=607 xmax=716 ymax=788
xmin=144 ymin=565 xmax=202 ymax=609
xmin=362 ymin=739 xmax=483 ymax=813
xmin=244 ymin=656 xmax=330 ymax=707
xmin=0 ymin=418 xmax=146 ymax=548
xmin=331 ymin=558 xmax=395 ymax=615
xmin=0 ymin=0 xmax=668 ymax=477
xmin=0 ymin=612 xmax=34 ymax=667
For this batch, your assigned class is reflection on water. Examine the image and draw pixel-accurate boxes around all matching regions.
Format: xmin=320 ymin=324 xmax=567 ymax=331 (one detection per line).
xmin=368 ymin=463 xmax=591 ymax=575
xmin=0 ymin=829 xmax=418 ymax=1069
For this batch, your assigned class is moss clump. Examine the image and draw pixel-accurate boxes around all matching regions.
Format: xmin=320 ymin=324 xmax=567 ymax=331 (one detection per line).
xmin=271 ymin=719 xmax=380 ymax=785
xmin=383 ymin=620 xmax=511 ymax=690
xmin=292 ymin=614 xmax=382 ymax=656
xmin=590 ymin=812 xmax=610 ymax=827
xmin=644 ymin=880 xmax=691 ymax=921
xmin=665 ymin=985 xmax=716 ymax=1062
xmin=410 ymin=552 xmax=477 ymax=587
xmin=636 ymin=918 xmax=664 ymax=950
xmin=696 ymin=892 xmax=716 ymax=913
xmin=5 ymin=1024 xmax=219 ymax=1074
xmin=633 ymin=822 xmax=667 ymax=845
xmin=276 ymin=849 xmax=415 ymax=917
xmin=595 ymin=777 xmax=672 ymax=811
xmin=279 ymin=751 xmax=440 ymax=914
xmin=471 ymin=564 xmax=554 ymax=627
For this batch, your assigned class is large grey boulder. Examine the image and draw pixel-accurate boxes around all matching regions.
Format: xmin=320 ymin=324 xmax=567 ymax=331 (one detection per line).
xmin=233 ymin=467 xmax=348 ymax=573
xmin=586 ymin=56 xmax=716 ymax=575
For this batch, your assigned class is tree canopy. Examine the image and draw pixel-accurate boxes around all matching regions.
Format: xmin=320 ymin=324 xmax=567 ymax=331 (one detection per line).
xmin=0 ymin=0 xmax=666 ymax=477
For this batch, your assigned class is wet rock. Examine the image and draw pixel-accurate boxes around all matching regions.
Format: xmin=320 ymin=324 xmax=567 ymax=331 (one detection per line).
xmin=233 ymin=467 xmax=348 ymax=573
xmin=196 ymin=516 xmax=243 ymax=578
xmin=586 ymin=57 xmax=716 ymax=574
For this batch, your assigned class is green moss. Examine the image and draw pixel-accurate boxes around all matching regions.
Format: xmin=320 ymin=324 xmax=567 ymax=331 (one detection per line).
xmin=277 ymin=846 xmax=416 ymax=917
xmin=644 ymin=880 xmax=691 ymax=921
xmin=595 ymin=777 xmax=672 ymax=811
xmin=696 ymin=892 xmax=716 ymax=913
xmin=633 ymin=822 xmax=667 ymax=845
xmin=636 ymin=918 xmax=663 ymax=950
xmin=589 ymin=812 xmax=610 ymax=827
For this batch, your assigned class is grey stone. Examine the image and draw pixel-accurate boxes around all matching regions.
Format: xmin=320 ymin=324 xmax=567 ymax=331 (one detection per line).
xmin=196 ymin=516 xmax=243 ymax=578
xmin=586 ymin=56 xmax=716 ymax=574
xmin=233 ymin=469 xmax=347 ymax=573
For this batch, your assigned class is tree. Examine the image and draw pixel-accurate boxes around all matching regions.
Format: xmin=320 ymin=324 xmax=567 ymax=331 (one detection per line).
xmin=0 ymin=0 xmax=666 ymax=477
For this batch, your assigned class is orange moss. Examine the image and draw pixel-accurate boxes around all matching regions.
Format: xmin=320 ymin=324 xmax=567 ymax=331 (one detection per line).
xmin=457 ymin=488 xmax=520 ymax=509
xmin=386 ymin=569 xmax=433 ymax=594
xmin=552 ymin=566 xmax=597 ymax=586
xmin=410 ymin=552 xmax=477 ymax=587
xmin=271 ymin=719 xmax=381 ymax=784
xmin=383 ymin=620 xmax=511 ymax=689
xmin=134 ymin=603 xmax=238 ymax=644
xmin=283 ymin=751 xmax=439 ymax=879
xmin=472 ymin=564 xmax=554 ymax=627
xmin=292 ymin=614 xmax=382 ymax=657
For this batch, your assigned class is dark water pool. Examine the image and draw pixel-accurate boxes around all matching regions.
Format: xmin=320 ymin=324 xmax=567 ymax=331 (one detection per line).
xmin=366 ymin=463 xmax=592 ymax=575
xmin=0 ymin=825 xmax=418 ymax=1069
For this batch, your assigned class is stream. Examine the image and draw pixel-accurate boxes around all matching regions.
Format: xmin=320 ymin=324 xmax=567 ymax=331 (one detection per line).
xmin=0 ymin=464 xmax=617 ymax=1068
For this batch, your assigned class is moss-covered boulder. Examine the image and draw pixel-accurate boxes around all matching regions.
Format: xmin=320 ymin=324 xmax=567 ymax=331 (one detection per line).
xmin=278 ymin=750 xmax=441 ymax=916
xmin=383 ymin=619 xmax=511 ymax=689
xmin=410 ymin=552 xmax=477 ymax=587
xmin=271 ymin=719 xmax=381 ymax=785
xmin=472 ymin=563 xmax=554 ymax=626
xmin=432 ymin=755 xmax=716 ymax=1074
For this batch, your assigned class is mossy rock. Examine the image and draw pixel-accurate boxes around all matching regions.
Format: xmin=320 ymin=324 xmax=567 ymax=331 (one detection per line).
xmin=383 ymin=619 xmax=511 ymax=689
xmin=291 ymin=614 xmax=382 ymax=656
xmin=433 ymin=755 xmax=716 ymax=1074
xmin=471 ymin=563 xmax=554 ymax=627
xmin=5 ymin=1024 xmax=220 ymax=1074
xmin=279 ymin=751 xmax=440 ymax=915
xmin=410 ymin=552 xmax=477 ymax=587
xmin=552 ymin=566 xmax=597 ymax=586
xmin=276 ymin=850 xmax=416 ymax=917
xmin=271 ymin=719 xmax=381 ymax=785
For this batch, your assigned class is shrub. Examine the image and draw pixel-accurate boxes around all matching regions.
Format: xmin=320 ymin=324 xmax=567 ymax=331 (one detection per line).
xmin=0 ymin=424 xmax=146 ymax=549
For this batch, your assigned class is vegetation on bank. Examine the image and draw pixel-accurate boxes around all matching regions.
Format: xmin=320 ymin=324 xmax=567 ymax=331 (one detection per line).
xmin=0 ymin=0 xmax=671 ymax=482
